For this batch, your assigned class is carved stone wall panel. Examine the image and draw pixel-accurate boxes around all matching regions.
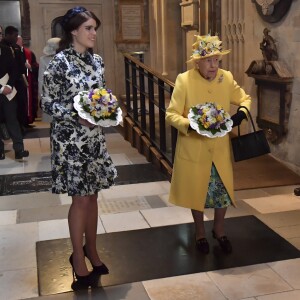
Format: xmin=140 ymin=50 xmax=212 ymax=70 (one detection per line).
xmin=180 ymin=0 xmax=199 ymax=28
xmin=222 ymin=0 xmax=245 ymax=86
xmin=115 ymin=0 xmax=149 ymax=45
xmin=260 ymin=88 xmax=280 ymax=124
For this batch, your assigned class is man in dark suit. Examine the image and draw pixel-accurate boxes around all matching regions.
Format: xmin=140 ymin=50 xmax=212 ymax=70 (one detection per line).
xmin=1 ymin=25 xmax=30 ymax=129
xmin=0 ymin=25 xmax=29 ymax=160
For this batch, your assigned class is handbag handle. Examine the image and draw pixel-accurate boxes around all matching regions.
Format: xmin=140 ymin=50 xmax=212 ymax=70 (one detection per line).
xmin=236 ymin=106 xmax=257 ymax=137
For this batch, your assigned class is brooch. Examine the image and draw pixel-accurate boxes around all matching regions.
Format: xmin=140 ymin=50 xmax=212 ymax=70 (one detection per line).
xmin=218 ymin=74 xmax=224 ymax=83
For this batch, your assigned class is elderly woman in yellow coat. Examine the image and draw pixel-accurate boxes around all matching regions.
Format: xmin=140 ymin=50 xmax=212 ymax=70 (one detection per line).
xmin=166 ymin=35 xmax=251 ymax=254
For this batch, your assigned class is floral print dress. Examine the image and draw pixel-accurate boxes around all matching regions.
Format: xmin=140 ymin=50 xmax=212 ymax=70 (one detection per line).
xmin=41 ymin=47 xmax=117 ymax=196
xmin=205 ymin=164 xmax=232 ymax=208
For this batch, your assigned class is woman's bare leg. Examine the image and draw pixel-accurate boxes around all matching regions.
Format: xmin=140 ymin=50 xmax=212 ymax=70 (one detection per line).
xmin=84 ymin=194 xmax=103 ymax=266
xmin=68 ymin=195 xmax=90 ymax=276
xmin=191 ymin=209 xmax=205 ymax=240
xmin=213 ymin=207 xmax=227 ymax=237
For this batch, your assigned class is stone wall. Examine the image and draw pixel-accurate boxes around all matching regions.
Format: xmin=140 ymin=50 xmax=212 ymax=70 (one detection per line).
xmin=243 ymin=0 xmax=300 ymax=174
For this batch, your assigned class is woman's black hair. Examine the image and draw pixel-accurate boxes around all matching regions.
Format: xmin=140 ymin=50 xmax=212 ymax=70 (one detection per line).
xmin=58 ymin=6 xmax=101 ymax=53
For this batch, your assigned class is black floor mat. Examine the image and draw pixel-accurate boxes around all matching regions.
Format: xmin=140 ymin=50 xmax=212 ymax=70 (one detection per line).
xmin=36 ymin=215 xmax=300 ymax=296
xmin=23 ymin=128 xmax=50 ymax=139
xmin=0 ymin=163 xmax=168 ymax=196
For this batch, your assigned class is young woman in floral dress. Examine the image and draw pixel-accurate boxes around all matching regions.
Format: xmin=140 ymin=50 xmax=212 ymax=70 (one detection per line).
xmin=41 ymin=6 xmax=117 ymax=286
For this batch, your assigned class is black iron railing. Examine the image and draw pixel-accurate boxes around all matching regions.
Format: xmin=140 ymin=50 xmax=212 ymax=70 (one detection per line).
xmin=123 ymin=53 xmax=177 ymax=164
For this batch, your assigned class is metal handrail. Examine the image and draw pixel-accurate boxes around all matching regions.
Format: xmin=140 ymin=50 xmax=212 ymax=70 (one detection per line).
xmin=123 ymin=53 xmax=177 ymax=164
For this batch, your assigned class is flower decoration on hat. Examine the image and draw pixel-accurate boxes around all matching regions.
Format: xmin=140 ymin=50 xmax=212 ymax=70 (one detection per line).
xmin=189 ymin=34 xmax=231 ymax=62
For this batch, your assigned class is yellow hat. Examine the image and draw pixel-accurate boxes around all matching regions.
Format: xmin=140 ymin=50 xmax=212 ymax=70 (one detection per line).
xmin=188 ymin=34 xmax=230 ymax=62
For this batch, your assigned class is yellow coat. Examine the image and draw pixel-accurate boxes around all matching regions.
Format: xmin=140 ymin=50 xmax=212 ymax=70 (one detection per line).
xmin=166 ymin=68 xmax=251 ymax=212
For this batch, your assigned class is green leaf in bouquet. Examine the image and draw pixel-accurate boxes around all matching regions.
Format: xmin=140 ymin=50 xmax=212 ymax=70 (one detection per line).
xmin=197 ymin=123 xmax=206 ymax=131
xmin=210 ymin=128 xmax=218 ymax=135
xmin=220 ymin=123 xmax=227 ymax=130
xmin=191 ymin=106 xmax=200 ymax=115
xmin=82 ymin=105 xmax=92 ymax=113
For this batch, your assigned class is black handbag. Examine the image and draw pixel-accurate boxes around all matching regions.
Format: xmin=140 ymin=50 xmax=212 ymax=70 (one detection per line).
xmin=231 ymin=106 xmax=270 ymax=162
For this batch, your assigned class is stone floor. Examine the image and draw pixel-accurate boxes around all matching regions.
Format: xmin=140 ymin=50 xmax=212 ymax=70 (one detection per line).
xmin=1 ymin=121 xmax=300 ymax=300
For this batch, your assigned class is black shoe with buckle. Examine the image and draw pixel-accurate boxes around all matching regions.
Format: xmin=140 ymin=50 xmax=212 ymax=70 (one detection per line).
xmin=15 ymin=150 xmax=29 ymax=160
xmin=195 ymin=238 xmax=209 ymax=254
xmin=212 ymin=230 xmax=232 ymax=254
xmin=0 ymin=150 xmax=5 ymax=160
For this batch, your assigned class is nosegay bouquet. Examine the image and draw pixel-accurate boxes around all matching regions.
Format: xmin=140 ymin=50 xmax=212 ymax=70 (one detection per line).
xmin=188 ymin=102 xmax=233 ymax=138
xmin=74 ymin=87 xmax=122 ymax=127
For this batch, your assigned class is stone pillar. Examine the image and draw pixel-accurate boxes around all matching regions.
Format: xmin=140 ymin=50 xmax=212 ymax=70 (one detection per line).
xmin=149 ymin=0 xmax=183 ymax=81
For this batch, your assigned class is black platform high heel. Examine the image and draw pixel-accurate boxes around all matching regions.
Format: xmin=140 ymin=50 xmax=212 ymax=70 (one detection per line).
xmin=69 ymin=254 xmax=92 ymax=286
xmin=212 ymin=230 xmax=232 ymax=254
xmin=83 ymin=245 xmax=109 ymax=275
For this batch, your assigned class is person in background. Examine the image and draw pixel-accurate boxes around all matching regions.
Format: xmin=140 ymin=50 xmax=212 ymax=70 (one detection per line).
xmin=0 ymin=25 xmax=29 ymax=160
xmin=166 ymin=34 xmax=251 ymax=254
xmin=2 ymin=26 xmax=29 ymax=130
xmin=17 ymin=35 xmax=39 ymax=126
xmin=38 ymin=37 xmax=60 ymax=123
xmin=0 ymin=24 xmax=10 ymax=141
xmin=41 ymin=6 xmax=117 ymax=286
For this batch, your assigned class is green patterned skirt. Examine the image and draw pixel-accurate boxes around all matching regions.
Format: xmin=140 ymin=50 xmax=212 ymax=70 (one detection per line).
xmin=205 ymin=163 xmax=232 ymax=208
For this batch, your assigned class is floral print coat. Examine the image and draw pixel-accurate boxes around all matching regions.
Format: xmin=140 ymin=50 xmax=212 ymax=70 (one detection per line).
xmin=41 ymin=47 xmax=117 ymax=196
